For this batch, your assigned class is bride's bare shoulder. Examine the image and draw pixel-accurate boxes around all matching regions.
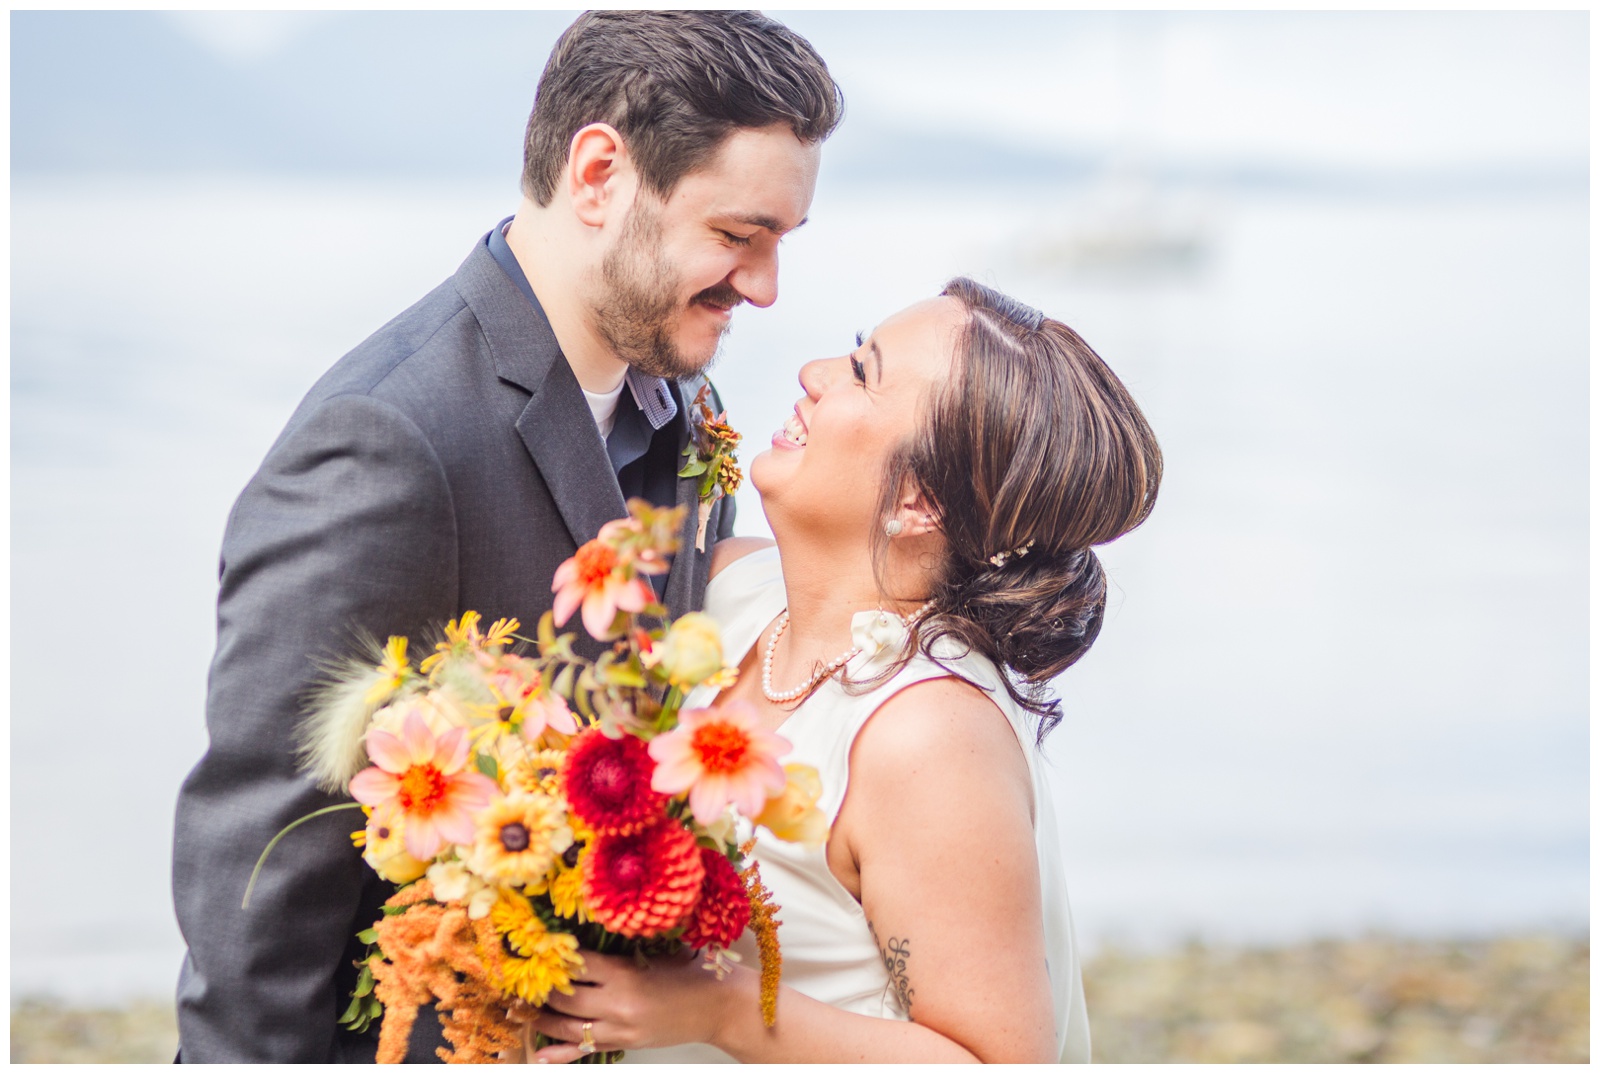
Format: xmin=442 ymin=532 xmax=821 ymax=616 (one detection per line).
xmin=849 ymin=676 xmax=1033 ymax=820
xmin=708 ymin=536 xmax=776 ymax=580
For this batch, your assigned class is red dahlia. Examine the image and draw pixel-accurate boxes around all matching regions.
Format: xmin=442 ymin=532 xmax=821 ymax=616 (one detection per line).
xmin=581 ymin=820 xmax=705 ymax=938
xmin=562 ymin=728 xmax=668 ymax=836
xmin=679 ymin=847 xmax=752 ymax=951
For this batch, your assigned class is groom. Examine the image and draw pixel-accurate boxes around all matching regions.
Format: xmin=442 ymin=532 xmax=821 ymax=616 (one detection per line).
xmin=171 ymin=11 xmax=840 ymax=1063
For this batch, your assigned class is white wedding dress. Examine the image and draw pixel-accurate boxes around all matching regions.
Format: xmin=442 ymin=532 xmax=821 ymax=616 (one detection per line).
xmin=623 ymin=547 xmax=1091 ymax=1063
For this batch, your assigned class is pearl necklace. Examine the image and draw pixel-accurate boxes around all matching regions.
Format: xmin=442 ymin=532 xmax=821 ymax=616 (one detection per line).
xmin=760 ymin=602 xmax=936 ymax=706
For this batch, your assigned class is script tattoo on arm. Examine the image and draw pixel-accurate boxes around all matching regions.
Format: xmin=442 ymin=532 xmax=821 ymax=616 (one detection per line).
xmin=869 ymin=920 xmax=915 ymax=1018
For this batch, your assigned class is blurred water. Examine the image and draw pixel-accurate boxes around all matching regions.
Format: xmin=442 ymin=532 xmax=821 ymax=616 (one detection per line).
xmin=10 ymin=175 xmax=1587 ymax=1001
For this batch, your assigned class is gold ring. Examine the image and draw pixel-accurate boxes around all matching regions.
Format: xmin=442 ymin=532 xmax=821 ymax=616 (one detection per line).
xmin=579 ymin=1021 xmax=596 ymax=1056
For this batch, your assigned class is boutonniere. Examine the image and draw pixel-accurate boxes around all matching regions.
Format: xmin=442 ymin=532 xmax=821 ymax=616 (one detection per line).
xmin=678 ymin=383 xmax=743 ymax=552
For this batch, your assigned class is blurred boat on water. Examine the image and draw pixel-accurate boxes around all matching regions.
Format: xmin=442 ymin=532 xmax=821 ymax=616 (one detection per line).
xmin=1019 ymin=168 xmax=1216 ymax=280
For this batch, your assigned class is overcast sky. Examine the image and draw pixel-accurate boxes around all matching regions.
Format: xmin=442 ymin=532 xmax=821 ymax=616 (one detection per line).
xmin=13 ymin=10 xmax=1588 ymax=179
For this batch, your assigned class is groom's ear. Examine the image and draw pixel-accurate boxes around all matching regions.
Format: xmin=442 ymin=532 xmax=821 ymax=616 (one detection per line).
xmin=566 ymin=123 xmax=636 ymax=228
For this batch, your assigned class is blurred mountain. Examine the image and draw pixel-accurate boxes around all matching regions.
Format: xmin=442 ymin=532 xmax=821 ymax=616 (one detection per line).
xmin=11 ymin=10 xmax=1586 ymax=197
xmin=10 ymin=10 xmax=565 ymax=178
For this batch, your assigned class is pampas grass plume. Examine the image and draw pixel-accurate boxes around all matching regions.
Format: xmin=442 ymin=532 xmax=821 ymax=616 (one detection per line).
xmin=298 ymin=633 xmax=400 ymax=793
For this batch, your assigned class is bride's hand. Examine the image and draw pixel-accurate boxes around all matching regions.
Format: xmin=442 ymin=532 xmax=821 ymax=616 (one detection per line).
xmin=526 ymin=949 xmax=739 ymax=1063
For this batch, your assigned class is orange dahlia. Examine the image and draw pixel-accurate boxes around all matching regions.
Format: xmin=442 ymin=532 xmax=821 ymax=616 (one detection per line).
xmin=349 ymin=710 xmax=498 ymax=861
xmin=679 ymin=846 xmax=751 ymax=952
xmin=551 ymin=538 xmax=655 ymax=640
xmin=581 ymin=820 xmax=704 ymax=938
xmin=649 ymin=703 xmax=790 ymax=825
xmin=562 ymin=728 xmax=667 ymax=836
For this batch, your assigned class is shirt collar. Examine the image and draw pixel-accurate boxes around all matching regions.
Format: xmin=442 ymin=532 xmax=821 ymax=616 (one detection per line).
xmin=487 ymin=216 xmax=678 ymax=433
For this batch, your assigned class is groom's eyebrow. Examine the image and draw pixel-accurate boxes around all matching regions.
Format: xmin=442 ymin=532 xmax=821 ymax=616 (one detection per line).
xmin=728 ymin=212 xmax=808 ymax=235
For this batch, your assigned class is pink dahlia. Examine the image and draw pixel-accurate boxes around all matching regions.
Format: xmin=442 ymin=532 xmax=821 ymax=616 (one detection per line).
xmin=679 ymin=847 xmax=752 ymax=951
xmin=562 ymin=728 xmax=669 ymax=836
xmin=349 ymin=710 xmax=498 ymax=860
xmin=649 ymin=703 xmax=790 ymax=825
xmin=551 ymin=538 xmax=655 ymax=641
xmin=581 ymin=820 xmax=705 ymax=938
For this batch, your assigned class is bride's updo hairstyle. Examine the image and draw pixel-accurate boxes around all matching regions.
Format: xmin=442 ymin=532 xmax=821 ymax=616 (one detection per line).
xmin=874 ymin=277 xmax=1162 ymax=739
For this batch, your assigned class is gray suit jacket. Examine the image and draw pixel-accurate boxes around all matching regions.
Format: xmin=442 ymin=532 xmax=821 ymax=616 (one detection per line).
xmin=171 ymin=233 xmax=735 ymax=1062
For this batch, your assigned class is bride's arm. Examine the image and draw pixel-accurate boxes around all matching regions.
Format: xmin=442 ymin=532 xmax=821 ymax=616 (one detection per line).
xmin=528 ymin=676 xmax=1057 ymax=1063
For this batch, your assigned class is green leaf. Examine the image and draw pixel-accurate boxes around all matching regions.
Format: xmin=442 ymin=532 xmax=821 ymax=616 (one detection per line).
xmin=355 ymin=928 xmax=378 ymax=945
xmin=538 ymin=610 xmax=557 ymax=649
xmin=475 ymin=753 xmax=499 ymax=780
xmin=353 ymin=965 xmax=375 ymax=998
xmin=603 ymin=663 xmax=646 ymax=688
xmin=343 ymin=992 xmax=383 ymax=1034
xmin=553 ymin=664 xmax=576 ymax=698
xmin=677 ymin=459 xmax=709 ymax=478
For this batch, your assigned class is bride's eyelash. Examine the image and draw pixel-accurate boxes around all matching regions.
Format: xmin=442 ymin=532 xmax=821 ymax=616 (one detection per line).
xmin=851 ymin=331 xmax=867 ymax=384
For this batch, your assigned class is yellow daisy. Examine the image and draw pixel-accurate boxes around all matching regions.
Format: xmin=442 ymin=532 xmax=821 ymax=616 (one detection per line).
xmin=488 ymin=891 xmax=585 ymax=1004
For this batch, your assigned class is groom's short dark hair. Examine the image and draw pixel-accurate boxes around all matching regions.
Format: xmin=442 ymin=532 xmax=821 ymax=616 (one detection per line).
xmin=522 ymin=10 xmax=843 ymax=206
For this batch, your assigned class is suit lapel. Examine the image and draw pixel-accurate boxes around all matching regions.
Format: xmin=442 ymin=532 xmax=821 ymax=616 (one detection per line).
xmin=452 ymin=237 xmax=627 ymax=549
xmin=515 ymin=367 xmax=629 ymax=551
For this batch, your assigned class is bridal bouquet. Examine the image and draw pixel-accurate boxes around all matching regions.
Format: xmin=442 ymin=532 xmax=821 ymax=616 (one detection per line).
xmin=248 ymin=500 xmax=824 ymax=1063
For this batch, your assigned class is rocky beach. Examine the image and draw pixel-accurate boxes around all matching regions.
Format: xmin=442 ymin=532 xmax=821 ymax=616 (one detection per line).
xmin=12 ymin=934 xmax=1587 ymax=1063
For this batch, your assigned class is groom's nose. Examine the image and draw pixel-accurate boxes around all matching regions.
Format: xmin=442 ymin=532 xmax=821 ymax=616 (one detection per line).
xmin=728 ymin=248 xmax=779 ymax=309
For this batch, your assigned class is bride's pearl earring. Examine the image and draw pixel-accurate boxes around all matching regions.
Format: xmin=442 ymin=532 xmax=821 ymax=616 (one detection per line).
xmin=884 ymin=518 xmax=903 ymax=537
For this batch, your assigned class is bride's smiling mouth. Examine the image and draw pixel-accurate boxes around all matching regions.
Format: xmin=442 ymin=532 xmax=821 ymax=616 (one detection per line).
xmin=772 ymin=406 xmax=808 ymax=449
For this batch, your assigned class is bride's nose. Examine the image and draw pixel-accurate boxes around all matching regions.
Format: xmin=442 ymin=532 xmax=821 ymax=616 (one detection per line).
xmin=797 ymin=357 xmax=829 ymax=399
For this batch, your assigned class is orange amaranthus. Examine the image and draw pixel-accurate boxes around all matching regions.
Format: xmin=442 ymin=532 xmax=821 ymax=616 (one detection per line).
xmin=368 ymin=881 xmax=523 ymax=1064
xmin=742 ymin=840 xmax=783 ymax=1028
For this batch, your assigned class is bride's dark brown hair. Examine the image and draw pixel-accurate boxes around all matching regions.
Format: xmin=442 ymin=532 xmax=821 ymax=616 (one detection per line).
xmin=869 ymin=277 xmax=1163 ymax=740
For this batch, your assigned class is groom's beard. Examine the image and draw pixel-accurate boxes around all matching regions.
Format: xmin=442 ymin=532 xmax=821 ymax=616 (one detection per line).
xmin=596 ymin=202 xmax=741 ymax=380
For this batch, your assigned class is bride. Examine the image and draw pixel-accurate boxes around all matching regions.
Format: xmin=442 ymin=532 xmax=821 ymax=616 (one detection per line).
xmin=523 ymin=277 xmax=1161 ymax=1063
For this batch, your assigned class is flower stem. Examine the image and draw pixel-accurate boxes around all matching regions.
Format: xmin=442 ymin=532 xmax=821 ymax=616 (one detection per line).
xmin=658 ymin=685 xmax=684 ymax=730
xmin=241 ymin=802 xmax=365 ymax=909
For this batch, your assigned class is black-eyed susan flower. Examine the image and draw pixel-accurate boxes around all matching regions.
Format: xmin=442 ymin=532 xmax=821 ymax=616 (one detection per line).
xmin=361 ymin=806 xmax=430 ymax=884
xmin=505 ymin=749 xmax=566 ymax=798
xmin=465 ymin=793 xmax=572 ymax=887
xmin=527 ymin=831 xmax=592 ymax=922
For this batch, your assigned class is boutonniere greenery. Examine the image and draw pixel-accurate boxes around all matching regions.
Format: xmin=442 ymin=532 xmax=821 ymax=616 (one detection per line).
xmin=679 ymin=384 xmax=743 ymax=552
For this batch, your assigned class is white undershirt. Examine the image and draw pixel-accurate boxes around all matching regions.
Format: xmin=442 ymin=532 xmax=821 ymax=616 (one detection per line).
xmin=582 ymin=381 xmax=627 ymax=439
